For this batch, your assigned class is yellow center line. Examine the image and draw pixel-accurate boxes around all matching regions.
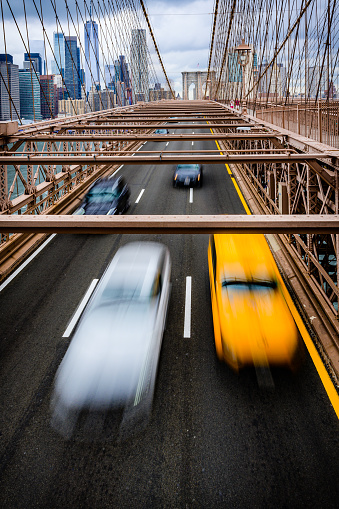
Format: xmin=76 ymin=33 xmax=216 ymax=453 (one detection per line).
xmin=207 ymin=120 xmax=339 ymax=419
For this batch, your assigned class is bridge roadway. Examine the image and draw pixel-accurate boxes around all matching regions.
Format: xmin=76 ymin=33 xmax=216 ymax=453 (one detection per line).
xmin=0 ymin=120 xmax=338 ymax=508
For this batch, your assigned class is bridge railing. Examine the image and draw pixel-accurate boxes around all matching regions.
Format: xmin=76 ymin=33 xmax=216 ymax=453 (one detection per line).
xmin=255 ymin=101 xmax=339 ymax=148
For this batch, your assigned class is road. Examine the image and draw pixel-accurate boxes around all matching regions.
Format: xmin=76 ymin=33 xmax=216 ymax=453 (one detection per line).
xmin=0 ymin=121 xmax=339 ymax=508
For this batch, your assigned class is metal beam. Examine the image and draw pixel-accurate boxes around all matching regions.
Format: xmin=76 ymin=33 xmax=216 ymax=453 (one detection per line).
xmin=0 ymin=153 xmax=331 ymax=165
xmin=70 ymin=116 xmax=242 ymax=121
xmin=0 ymin=215 xmax=338 ymax=234
xmin=10 ymin=133 xmax=278 ymax=142
xmin=45 ymin=123 xmax=259 ymax=130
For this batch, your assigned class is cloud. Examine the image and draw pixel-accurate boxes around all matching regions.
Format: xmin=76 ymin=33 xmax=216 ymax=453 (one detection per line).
xmin=146 ymin=0 xmax=214 ymax=93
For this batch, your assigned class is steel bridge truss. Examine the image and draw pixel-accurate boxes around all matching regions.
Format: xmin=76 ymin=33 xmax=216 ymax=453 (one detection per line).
xmin=1 ymin=100 xmax=339 ymax=317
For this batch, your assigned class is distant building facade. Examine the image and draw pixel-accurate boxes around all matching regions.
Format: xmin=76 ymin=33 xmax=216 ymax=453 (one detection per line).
xmin=58 ymin=98 xmax=86 ymax=117
xmin=0 ymin=54 xmax=20 ymax=120
xmin=64 ymin=36 xmax=82 ymax=100
xmin=40 ymin=75 xmax=58 ymax=118
xmin=23 ymin=53 xmax=43 ymax=75
xmin=130 ymin=29 xmax=148 ymax=102
xmin=84 ymin=18 xmax=100 ymax=94
xmin=52 ymin=32 xmax=65 ymax=76
xmin=105 ymin=64 xmax=115 ymax=90
xmin=19 ymin=68 xmax=42 ymax=121
xmin=149 ymin=87 xmax=173 ymax=101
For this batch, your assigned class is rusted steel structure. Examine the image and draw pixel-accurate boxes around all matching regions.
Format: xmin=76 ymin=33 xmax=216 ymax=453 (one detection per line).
xmin=1 ymin=99 xmax=339 ymax=320
xmin=1 ymin=214 xmax=338 ymax=235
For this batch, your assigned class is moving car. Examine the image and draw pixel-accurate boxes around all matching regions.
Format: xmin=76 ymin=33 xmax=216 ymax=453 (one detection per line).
xmin=154 ymin=128 xmax=169 ymax=134
xmin=173 ymin=164 xmax=203 ymax=187
xmin=74 ymin=176 xmax=130 ymax=215
xmin=51 ymin=242 xmax=171 ymax=439
xmin=208 ymin=234 xmax=303 ymax=372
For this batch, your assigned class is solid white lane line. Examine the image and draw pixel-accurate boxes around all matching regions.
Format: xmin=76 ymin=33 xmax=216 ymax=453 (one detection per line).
xmin=135 ymin=189 xmax=145 ymax=203
xmin=189 ymin=188 xmax=193 ymax=203
xmin=0 ymin=234 xmax=57 ymax=292
xmin=184 ymin=276 xmax=192 ymax=338
xmin=63 ymin=279 xmax=99 ymax=338
xmin=143 ymin=142 xmax=147 ymax=145
xmin=166 ymin=142 xmax=169 ymax=146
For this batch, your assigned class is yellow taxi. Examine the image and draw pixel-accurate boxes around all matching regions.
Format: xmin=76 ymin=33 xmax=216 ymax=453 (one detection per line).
xmin=208 ymin=234 xmax=303 ymax=371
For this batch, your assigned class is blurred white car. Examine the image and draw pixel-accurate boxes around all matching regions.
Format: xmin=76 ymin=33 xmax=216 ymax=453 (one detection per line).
xmin=51 ymin=242 xmax=171 ymax=439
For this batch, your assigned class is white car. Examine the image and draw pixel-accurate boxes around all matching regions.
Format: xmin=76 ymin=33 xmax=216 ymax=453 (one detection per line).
xmin=51 ymin=242 xmax=171 ymax=439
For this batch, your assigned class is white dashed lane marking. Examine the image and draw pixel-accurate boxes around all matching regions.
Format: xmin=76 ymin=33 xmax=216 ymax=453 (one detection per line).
xmin=135 ymin=189 xmax=145 ymax=203
xmin=184 ymin=276 xmax=192 ymax=338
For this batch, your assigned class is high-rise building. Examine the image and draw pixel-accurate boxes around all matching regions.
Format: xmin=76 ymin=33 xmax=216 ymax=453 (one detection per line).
xmin=105 ymin=64 xmax=115 ymax=90
xmin=40 ymin=75 xmax=57 ymax=119
xmin=108 ymin=56 xmax=131 ymax=106
xmin=0 ymin=54 xmax=20 ymax=121
xmin=29 ymin=40 xmax=46 ymax=74
xmin=64 ymin=36 xmax=81 ymax=100
xmin=52 ymin=32 xmax=65 ymax=76
xmin=19 ymin=68 xmax=42 ymax=121
xmin=84 ymin=16 xmax=100 ymax=94
xmin=118 ymin=55 xmax=130 ymax=88
xmin=228 ymin=53 xmax=242 ymax=83
xmin=130 ymin=29 xmax=148 ymax=102
xmin=23 ymin=53 xmax=42 ymax=75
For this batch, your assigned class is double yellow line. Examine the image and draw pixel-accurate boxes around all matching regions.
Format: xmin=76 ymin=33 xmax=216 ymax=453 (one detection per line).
xmin=209 ymin=123 xmax=339 ymax=419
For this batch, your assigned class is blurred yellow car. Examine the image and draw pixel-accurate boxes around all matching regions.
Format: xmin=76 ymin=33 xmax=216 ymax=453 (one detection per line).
xmin=208 ymin=234 xmax=303 ymax=371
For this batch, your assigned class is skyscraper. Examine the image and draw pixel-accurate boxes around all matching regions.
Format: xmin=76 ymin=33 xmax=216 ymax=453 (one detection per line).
xmin=84 ymin=15 xmax=100 ymax=94
xmin=23 ymin=53 xmax=42 ymax=75
xmin=228 ymin=53 xmax=242 ymax=83
xmin=29 ymin=40 xmax=46 ymax=74
xmin=52 ymin=32 xmax=65 ymax=76
xmin=105 ymin=64 xmax=115 ymax=90
xmin=0 ymin=54 xmax=20 ymax=121
xmin=130 ymin=29 xmax=148 ymax=102
xmin=64 ymin=36 xmax=81 ymax=100
xmin=40 ymin=75 xmax=57 ymax=119
xmin=19 ymin=68 xmax=42 ymax=121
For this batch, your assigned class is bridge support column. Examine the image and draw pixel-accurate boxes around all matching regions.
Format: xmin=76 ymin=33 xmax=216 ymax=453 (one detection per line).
xmin=267 ymin=171 xmax=276 ymax=202
xmin=278 ymin=182 xmax=288 ymax=214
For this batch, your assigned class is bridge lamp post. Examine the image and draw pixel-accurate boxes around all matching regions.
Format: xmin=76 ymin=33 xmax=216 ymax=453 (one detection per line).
xmin=235 ymin=39 xmax=251 ymax=114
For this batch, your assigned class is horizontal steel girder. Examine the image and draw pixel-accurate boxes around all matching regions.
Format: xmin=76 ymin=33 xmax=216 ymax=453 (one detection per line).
xmin=75 ymin=117 xmax=244 ymax=123
xmin=11 ymin=133 xmax=276 ymax=142
xmin=47 ymin=123 xmax=258 ymax=130
xmin=0 ymin=153 xmax=330 ymax=165
xmin=0 ymin=215 xmax=338 ymax=234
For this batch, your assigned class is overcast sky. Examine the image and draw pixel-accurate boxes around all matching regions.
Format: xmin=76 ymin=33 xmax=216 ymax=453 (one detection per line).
xmin=146 ymin=0 xmax=214 ymax=95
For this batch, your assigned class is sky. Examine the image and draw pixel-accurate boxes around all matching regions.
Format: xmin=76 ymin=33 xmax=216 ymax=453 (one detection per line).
xmin=145 ymin=0 xmax=215 ymax=95
xmin=0 ymin=0 xmax=215 ymax=98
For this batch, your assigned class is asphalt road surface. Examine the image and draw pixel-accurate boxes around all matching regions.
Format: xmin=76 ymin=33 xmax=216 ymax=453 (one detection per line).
xmin=0 ymin=122 xmax=338 ymax=508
